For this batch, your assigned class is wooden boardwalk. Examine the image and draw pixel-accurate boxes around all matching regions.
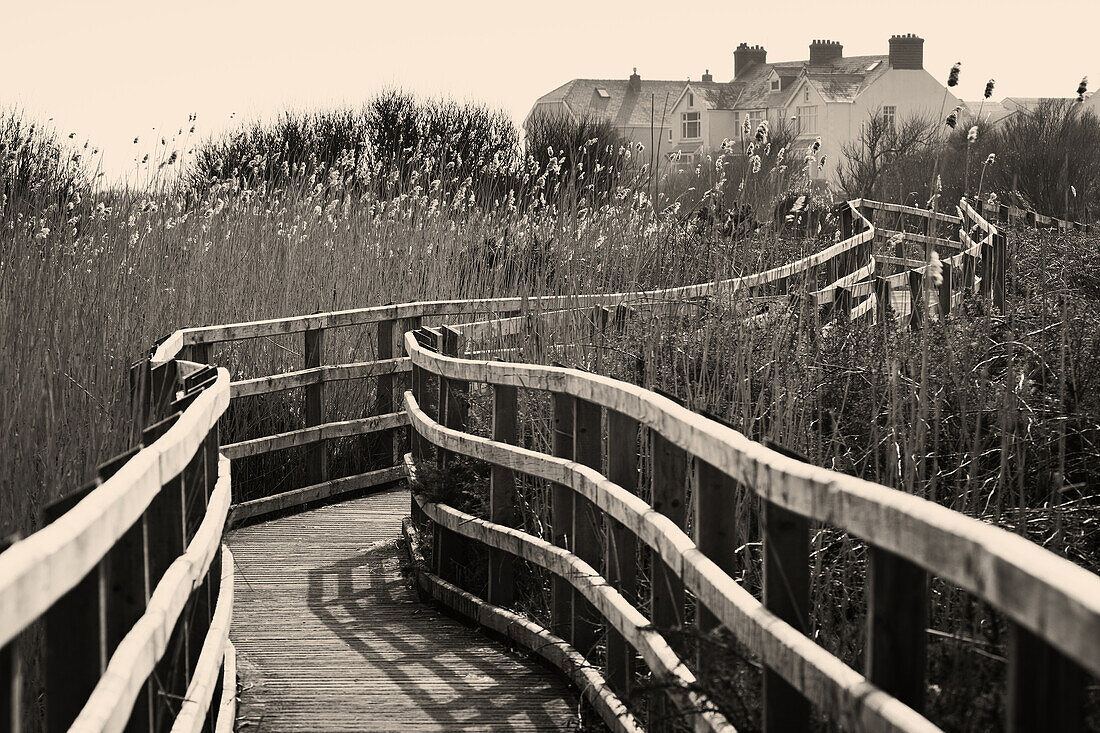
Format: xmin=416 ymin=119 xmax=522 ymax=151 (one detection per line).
xmin=227 ymin=486 xmax=578 ymax=731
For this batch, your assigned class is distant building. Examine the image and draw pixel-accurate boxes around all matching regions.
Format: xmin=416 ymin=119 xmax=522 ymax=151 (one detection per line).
xmin=964 ymin=94 xmax=1099 ymax=127
xmin=526 ymin=34 xmax=962 ymax=183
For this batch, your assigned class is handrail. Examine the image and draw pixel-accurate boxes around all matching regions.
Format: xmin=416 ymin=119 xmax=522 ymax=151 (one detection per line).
xmin=404 ymin=391 xmax=935 ymax=731
xmin=0 ymin=367 xmax=230 ymax=649
xmin=402 ymin=333 xmax=1100 ymax=681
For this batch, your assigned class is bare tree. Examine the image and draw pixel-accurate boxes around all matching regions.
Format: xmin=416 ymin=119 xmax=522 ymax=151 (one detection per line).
xmin=838 ymin=109 xmax=937 ymax=201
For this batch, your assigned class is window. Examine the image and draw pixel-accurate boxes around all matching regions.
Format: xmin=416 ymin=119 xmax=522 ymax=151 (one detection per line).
xmin=747 ymin=110 xmax=765 ymax=130
xmin=595 ymin=87 xmax=611 ymax=99
xmin=668 ymin=129 xmax=673 ymax=141
xmin=882 ymin=105 xmax=896 ymax=130
xmin=770 ymin=79 xmax=780 ymax=91
xmin=682 ymin=111 xmax=701 ymax=139
xmin=797 ymin=105 xmax=818 ymax=135
xmin=668 ymin=151 xmax=695 ymax=165
xmin=688 ymin=92 xmax=694 ymax=107
xmin=804 ymin=89 xmax=810 ymax=103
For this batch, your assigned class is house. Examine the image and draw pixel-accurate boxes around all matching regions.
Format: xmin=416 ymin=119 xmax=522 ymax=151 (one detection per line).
xmin=526 ymin=34 xmax=963 ymax=184
xmin=964 ymin=94 xmax=1099 ymax=128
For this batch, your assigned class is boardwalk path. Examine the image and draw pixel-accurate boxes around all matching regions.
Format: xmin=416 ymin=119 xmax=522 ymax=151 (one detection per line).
xmin=228 ymin=486 xmax=578 ymax=731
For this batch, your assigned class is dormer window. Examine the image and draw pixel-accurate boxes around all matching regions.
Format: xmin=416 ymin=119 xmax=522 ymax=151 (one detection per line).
xmin=770 ymin=78 xmax=780 ymax=91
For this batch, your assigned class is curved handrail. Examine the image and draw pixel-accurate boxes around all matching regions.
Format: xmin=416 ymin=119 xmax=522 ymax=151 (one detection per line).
xmin=402 ymin=333 xmax=1100 ymax=680
xmin=0 ymin=367 xmax=231 ymax=649
xmin=405 ymin=390 xmax=936 ymax=732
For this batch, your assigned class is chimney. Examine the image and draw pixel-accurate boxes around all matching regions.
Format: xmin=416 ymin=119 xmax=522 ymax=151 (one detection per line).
xmin=734 ymin=43 xmax=767 ymax=78
xmin=629 ymin=67 xmax=641 ymax=91
xmin=702 ymin=69 xmax=713 ymax=82
xmin=809 ymin=40 xmax=843 ymax=66
xmin=888 ymin=33 xmax=924 ymax=69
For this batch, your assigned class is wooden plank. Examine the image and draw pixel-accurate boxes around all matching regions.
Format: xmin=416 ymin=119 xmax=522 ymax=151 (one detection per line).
xmin=866 ymin=546 xmax=928 ymax=714
xmin=171 ymin=546 xmax=233 ymax=733
xmin=70 ymin=457 xmax=231 ymax=733
xmin=488 ymin=383 xmax=518 ymax=607
xmin=230 ymin=488 xmax=576 ymax=731
xmin=550 ymin=392 xmax=574 ymax=641
xmin=304 ymin=327 xmax=327 ymax=486
xmin=572 ymin=397 xmax=603 ymax=659
xmin=605 ymin=411 xmax=638 ymax=700
xmin=229 ymin=358 xmax=410 ymax=398
xmin=1007 ymin=622 xmax=1086 ymax=733
xmin=220 ymin=412 xmax=408 ymax=460
xmin=229 ymin=466 xmax=407 ymax=524
xmin=405 ymin=392 xmax=935 ymax=732
xmin=213 ymin=641 xmax=236 ymax=733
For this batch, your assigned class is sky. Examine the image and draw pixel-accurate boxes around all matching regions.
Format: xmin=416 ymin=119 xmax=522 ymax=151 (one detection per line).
xmin=3 ymin=0 xmax=1096 ymax=183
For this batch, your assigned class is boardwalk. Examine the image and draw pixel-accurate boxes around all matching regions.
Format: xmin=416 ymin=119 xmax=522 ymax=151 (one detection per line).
xmin=228 ymin=486 xmax=578 ymax=731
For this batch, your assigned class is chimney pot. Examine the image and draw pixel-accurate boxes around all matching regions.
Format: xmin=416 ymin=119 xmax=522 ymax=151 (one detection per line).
xmin=629 ymin=67 xmax=641 ymax=91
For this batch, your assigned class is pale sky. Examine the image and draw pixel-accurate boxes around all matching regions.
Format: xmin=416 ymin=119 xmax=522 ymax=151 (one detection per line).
xmin=3 ymin=0 xmax=1095 ymax=183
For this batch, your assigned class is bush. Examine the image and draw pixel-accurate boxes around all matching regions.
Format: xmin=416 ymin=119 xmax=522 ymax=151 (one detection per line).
xmin=187 ymin=90 xmax=520 ymax=201
xmin=0 ymin=108 xmax=87 ymax=217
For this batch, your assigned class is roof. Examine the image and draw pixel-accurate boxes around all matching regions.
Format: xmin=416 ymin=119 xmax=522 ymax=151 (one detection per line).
xmin=531 ymin=53 xmax=895 ymax=127
xmin=962 ymin=100 xmax=1016 ymax=125
xmin=529 ymin=78 xmax=743 ymax=128
xmin=734 ymin=54 xmax=891 ymax=108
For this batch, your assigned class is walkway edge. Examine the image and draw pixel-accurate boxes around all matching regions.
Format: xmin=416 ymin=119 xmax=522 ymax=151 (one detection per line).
xmin=401 ymin=518 xmax=642 ymax=733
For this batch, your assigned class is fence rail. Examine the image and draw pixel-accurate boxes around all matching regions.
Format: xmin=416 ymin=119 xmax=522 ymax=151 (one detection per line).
xmin=3 ymin=195 xmax=1093 ymax=732
xmin=0 ymin=357 xmax=233 ymax=733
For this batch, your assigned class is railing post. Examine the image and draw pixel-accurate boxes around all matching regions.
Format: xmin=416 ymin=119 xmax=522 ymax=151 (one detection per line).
xmin=866 ymin=546 xmax=928 ymax=715
xmin=1006 ymin=623 xmax=1085 ymax=732
xmin=993 ymin=230 xmax=1007 ymax=313
xmin=304 ymin=327 xmax=327 ymax=486
xmin=186 ymin=341 xmax=211 ymax=364
xmin=434 ymin=326 xmax=469 ymax=587
xmin=605 ymin=410 xmax=638 ymax=700
xmin=375 ymin=318 xmax=395 ymax=469
xmin=1 ymin=534 xmax=21 ymax=733
xmin=761 ymin=443 xmax=810 ymax=733
xmin=550 ymin=392 xmax=574 ymax=642
xmin=938 ymin=263 xmax=953 ymax=319
xmin=42 ymin=484 xmax=105 ymax=733
xmin=695 ymin=460 xmax=738 ymax=678
xmin=98 ymin=453 xmax=153 ymax=733
xmin=488 ymin=383 xmax=518 ymax=607
xmin=908 ymin=270 xmax=924 ymax=331
xmin=649 ymin=428 xmax=687 ymax=730
xmin=572 ymin=397 xmax=602 ymax=659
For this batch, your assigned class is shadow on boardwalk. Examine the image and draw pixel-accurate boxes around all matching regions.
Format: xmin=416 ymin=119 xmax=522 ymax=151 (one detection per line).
xmin=228 ymin=486 xmax=578 ymax=731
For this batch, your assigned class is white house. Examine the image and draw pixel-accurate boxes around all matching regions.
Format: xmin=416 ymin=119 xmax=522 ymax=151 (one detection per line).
xmin=526 ymin=34 xmax=963 ymax=184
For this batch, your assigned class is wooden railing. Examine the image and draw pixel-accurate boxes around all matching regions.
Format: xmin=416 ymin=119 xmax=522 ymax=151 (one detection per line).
xmin=0 ymin=357 xmax=235 ymax=733
xmin=4 ymin=195 xmax=1084 ymax=732
xmin=401 ymin=313 xmax=1100 ymax=732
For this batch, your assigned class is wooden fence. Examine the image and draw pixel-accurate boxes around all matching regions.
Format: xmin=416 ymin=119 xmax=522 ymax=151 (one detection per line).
xmin=401 ymin=310 xmax=1099 ymax=732
xmin=2 ymin=195 xmax=1092 ymax=732
xmin=0 ymin=356 xmax=234 ymax=733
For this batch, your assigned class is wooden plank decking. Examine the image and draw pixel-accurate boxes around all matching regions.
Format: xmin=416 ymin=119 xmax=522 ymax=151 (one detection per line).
xmin=227 ymin=486 xmax=578 ymax=731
